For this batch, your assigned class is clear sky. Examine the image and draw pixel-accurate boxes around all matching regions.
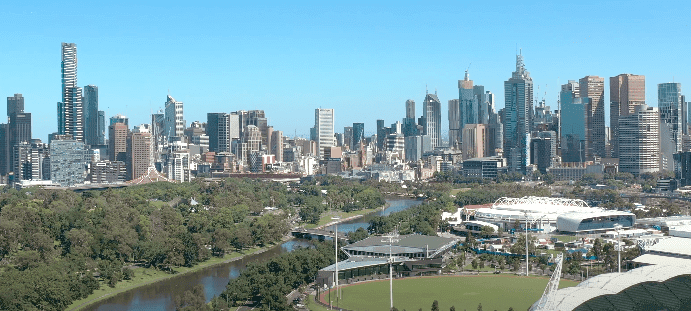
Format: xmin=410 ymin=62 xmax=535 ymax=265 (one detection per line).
xmin=2 ymin=1 xmax=690 ymax=142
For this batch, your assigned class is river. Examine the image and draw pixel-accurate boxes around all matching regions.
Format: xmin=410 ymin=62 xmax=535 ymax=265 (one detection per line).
xmin=85 ymin=198 xmax=422 ymax=311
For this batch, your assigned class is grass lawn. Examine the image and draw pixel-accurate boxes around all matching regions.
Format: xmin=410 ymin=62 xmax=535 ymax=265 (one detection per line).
xmin=307 ymin=294 xmax=331 ymax=311
xmin=66 ymin=245 xmax=265 ymax=311
xmin=552 ymin=235 xmax=579 ymax=243
xmin=322 ymin=275 xmax=579 ymax=311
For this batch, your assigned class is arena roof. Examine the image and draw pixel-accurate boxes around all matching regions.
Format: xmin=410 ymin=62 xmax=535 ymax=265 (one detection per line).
xmin=544 ymin=264 xmax=691 ymax=310
xmin=342 ymin=234 xmax=460 ymax=258
xmin=645 ymin=236 xmax=691 ymax=257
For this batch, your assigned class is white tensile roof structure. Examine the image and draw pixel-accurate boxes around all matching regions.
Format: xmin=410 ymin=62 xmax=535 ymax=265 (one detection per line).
xmin=475 ymin=196 xmax=595 ymax=223
xmin=544 ymin=264 xmax=691 ymax=310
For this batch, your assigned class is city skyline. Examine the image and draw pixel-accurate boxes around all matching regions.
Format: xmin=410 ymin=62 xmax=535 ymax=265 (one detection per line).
xmin=2 ymin=2 xmax=691 ymax=141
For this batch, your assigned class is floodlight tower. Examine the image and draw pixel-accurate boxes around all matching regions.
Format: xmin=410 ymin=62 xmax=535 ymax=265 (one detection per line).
xmin=614 ymin=223 xmax=622 ymax=273
xmin=382 ymin=230 xmax=400 ymax=310
xmin=331 ymin=216 xmax=341 ymax=304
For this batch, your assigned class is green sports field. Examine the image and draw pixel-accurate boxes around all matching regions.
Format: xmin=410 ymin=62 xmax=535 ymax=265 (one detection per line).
xmin=319 ymin=275 xmax=579 ymax=311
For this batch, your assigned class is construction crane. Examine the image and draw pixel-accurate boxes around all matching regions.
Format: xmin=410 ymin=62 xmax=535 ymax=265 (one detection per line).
xmin=530 ymin=253 xmax=564 ymax=310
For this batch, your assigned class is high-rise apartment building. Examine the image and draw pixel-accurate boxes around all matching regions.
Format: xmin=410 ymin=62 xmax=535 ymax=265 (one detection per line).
xmin=127 ymin=131 xmax=152 ymax=180
xmin=314 ymin=108 xmax=335 ymax=159
xmin=658 ymin=83 xmax=683 ymax=153
xmin=619 ymin=105 xmax=660 ymax=175
xmin=271 ymin=130 xmax=283 ymax=162
xmin=610 ymin=74 xmax=645 ymax=158
xmin=164 ymin=95 xmax=185 ymax=140
xmin=50 ymin=137 xmax=88 ymax=186
xmin=579 ymin=76 xmax=605 ymax=159
xmin=58 ymin=43 xmax=84 ymax=142
xmin=423 ymin=93 xmax=442 ymax=148
xmin=448 ymin=99 xmax=460 ymax=148
xmin=109 ymin=122 xmax=128 ymax=162
xmin=406 ymin=99 xmax=415 ymax=119
xmin=503 ymin=53 xmax=533 ymax=173
xmin=461 ymin=124 xmax=487 ymax=160
xmin=83 ymin=85 xmax=100 ymax=146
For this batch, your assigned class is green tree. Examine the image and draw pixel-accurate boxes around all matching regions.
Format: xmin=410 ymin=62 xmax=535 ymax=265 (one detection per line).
xmin=480 ymin=226 xmax=495 ymax=238
xmin=174 ymin=284 xmax=210 ymax=311
xmin=432 ymin=300 xmax=439 ymax=311
xmin=477 ymin=303 xmax=483 ymax=311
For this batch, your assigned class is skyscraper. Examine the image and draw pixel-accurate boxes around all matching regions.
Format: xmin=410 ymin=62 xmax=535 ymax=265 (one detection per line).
xmin=83 ymin=85 xmax=100 ymax=146
xmin=128 ymin=131 xmax=152 ymax=180
xmin=658 ymin=83 xmax=683 ymax=153
xmin=50 ymin=137 xmax=88 ymax=186
xmin=423 ymin=92 xmax=442 ymax=148
xmin=109 ymin=122 xmax=128 ymax=162
xmin=376 ymin=119 xmax=385 ymax=151
xmin=97 ymin=110 xmax=105 ymax=145
xmin=619 ymin=105 xmax=660 ymax=175
xmin=164 ymin=95 xmax=185 ymax=140
xmin=207 ymin=113 xmax=230 ymax=153
xmin=314 ymin=108 xmax=335 ymax=159
xmin=459 ymin=70 xmax=477 ymax=131
xmin=58 ymin=43 xmax=84 ymax=142
xmin=579 ymin=76 xmax=605 ymax=159
xmin=474 ymin=85 xmax=489 ymax=124
xmin=503 ymin=52 xmax=533 ymax=173
xmin=406 ymin=99 xmax=415 ymax=119
xmin=560 ymin=82 xmax=587 ymax=162
xmin=610 ymin=74 xmax=645 ymax=158
xmin=448 ymin=99 xmax=460 ymax=148
xmin=7 ymin=94 xmax=24 ymax=117
xmin=352 ymin=122 xmax=365 ymax=150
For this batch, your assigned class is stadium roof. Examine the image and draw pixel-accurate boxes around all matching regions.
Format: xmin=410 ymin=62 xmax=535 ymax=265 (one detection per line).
xmin=543 ymin=264 xmax=691 ymax=310
xmin=342 ymin=234 xmax=459 ymax=258
xmin=320 ymin=256 xmax=390 ymax=272
xmin=645 ymin=236 xmax=691 ymax=257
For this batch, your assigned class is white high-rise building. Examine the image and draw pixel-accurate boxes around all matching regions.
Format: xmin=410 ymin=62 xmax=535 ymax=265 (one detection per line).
xmin=314 ymin=108 xmax=335 ymax=159
xmin=164 ymin=95 xmax=185 ymax=141
xmin=619 ymin=105 xmax=660 ymax=175
xmin=58 ymin=42 xmax=84 ymax=141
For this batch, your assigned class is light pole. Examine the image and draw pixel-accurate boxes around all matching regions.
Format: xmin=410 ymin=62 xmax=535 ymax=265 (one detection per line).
xmin=331 ymin=216 xmax=341 ymax=304
xmin=382 ymin=230 xmax=399 ymax=310
xmin=614 ymin=223 xmax=622 ymax=273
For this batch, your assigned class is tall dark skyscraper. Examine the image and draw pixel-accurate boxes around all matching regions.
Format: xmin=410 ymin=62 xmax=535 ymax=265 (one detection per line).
xmin=503 ymin=52 xmax=533 ymax=173
xmin=352 ymin=122 xmax=364 ymax=150
xmin=579 ymin=76 xmax=605 ymax=160
xmin=376 ymin=119 xmax=385 ymax=150
xmin=423 ymin=92 xmax=442 ymax=148
xmin=83 ymin=85 xmax=100 ymax=146
xmin=58 ymin=42 xmax=84 ymax=141
xmin=7 ymin=94 xmax=24 ymax=117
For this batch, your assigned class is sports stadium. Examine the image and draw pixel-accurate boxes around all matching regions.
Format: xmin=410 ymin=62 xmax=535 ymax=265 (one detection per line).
xmin=473 ymin=196 xmax=636 ymax=233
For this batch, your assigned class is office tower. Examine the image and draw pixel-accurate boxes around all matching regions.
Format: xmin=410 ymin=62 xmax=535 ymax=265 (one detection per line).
xmin=109 ymin=122 xmax=128 ymax=162
xmin=658 ymin=83 xmax=683 ymax=153
xmin=58 ymin=43 xmax=84 ymax=142
xmin=271 ymin=130 xmax=283 ymax=162
xmin=530 ymin=137 xmax=553 ymax=174
xmin=314 ymin=108 xmax=335 ymax=159
xmin=459 ymin=70 xmax=478 ymax=131
xmin=404 ymin=135 xmax=431 ymax=162
xmin=97 ymin=111 xmax=105 ymax=145
xmin=423 ymin=92 xmax=442 ymax=148
xmin=90 ymin=161 xmax=126 ymax=184
xmin=406 ymin=99 xmax=415 ymax=119
xmin=110 ymin=114 xmax=129 ymax=126
xmin=83 ymin=85 xmax=99 ymax=146
xmin=127 ymin=131 xmax=152 ymax=180
xmin=8 ymin=112 xmax=32 ymax=173
xmin=50 ymin=137 xmax=88 ymax=186
xmin=619 ymin=105 xmax=660 ymax=175
xmin=207 ymin=113 xmax=230 ymax=153
xmin=343 ymin=127 xmax=353 ymax=151
xmin=376 ymin=119 xmax=385 ymax=151
xmin=7 ymin=94 xmax=24 ymax=117
xmin=610 ymin=74 xmax=645 ymax=158
xmin=579 ymin=76 xmax=606 ymax=159
xmin=164 ymin=95 xmax=185 ymax=140
xmin=244 ymin=125 xmax=262 ymax=160
xmin=461 ymin=124 xmax=487 ymax=160
xmin=560 ymin=81 xmax=587 ymax=162
xmin=474 ymin=86 xmax=489 ymax=124
xmin=352 ymin=123 xmax=365 ymax=150
xmin=503 ymin=52 xmax=533 ymax=173
xmin=448 ymin=99 xmax=461 ymax=148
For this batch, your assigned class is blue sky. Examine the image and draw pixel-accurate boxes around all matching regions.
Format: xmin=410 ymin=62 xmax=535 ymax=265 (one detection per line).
xmin=2 ymin=1 xmax=690 ymax=142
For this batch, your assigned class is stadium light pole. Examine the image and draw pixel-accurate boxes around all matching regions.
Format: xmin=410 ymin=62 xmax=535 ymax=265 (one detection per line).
xmin=331 ymin=216 xmax=341 ymax=305
xmin=614 ymin=223 xmax=622 ymax=273
xmin=382 ymin=230 xmax=399 ymax=310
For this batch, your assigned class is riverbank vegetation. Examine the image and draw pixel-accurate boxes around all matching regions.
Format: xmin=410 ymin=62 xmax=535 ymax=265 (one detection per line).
xmin=0 ymin=177 xmax=387 ymax=311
